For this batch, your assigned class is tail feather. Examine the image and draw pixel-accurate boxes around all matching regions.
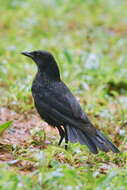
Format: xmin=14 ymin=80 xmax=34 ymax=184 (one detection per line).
xmin=96 ymin=130 xmax=120 ymax=153
xmin=67 ymin=126 xmax=119 ymax=154
xmin=67 ymin=126 xmax=77 ymax=143
xmin=67 ymin=127 xmax=98 ymax=154
xmin=74 ymin=128 xmax=98 ymax=154
xmin=90 ymin=136 xmax=109 ymax=152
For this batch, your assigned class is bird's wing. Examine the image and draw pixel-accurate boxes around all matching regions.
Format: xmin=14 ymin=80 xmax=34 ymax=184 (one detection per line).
xmin=36 ymin=82 xmax=96 ymax=135
xmin=64 ymin=91 xmax=88 ymax=121
xmin=54 ymin=83 xmax=91 ymax=122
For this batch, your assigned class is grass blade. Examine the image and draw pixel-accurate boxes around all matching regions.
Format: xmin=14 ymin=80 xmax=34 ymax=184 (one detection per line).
xmin=0 ymin=121 xmax=12 ymax=135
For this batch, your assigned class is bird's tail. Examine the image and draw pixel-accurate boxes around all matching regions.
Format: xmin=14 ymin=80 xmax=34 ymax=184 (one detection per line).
xmin=66 ymin=126 xmax=119 ymax=154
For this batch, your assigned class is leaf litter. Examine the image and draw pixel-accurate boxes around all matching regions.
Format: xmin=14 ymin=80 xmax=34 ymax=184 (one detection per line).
xmin=0 ymin=106 xmax=126 ymax=175
xmin=0 ymin=107 xmax=57 ymax=171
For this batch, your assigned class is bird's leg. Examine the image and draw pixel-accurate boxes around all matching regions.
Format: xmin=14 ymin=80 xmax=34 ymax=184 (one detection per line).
xmin=57 ymin=126 xmax=65 ymax=146
xmin=64 ymin=126 xmax=68 ymax=150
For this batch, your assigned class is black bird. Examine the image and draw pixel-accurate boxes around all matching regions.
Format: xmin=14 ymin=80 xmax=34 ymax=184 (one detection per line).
xmin=21 ymin=50 xmax=119 ymax=154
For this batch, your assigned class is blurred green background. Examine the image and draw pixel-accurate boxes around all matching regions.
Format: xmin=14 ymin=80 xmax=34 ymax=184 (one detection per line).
xmin=0 ymin=0 xmax=127 ymax=189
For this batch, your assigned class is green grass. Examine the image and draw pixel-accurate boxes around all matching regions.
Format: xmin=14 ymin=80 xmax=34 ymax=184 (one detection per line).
xmin=0 ymin=0 xmax=127 ymax=189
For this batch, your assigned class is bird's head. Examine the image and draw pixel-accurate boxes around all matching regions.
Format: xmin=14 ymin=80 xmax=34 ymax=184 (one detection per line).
xmin=21 ymin=50 xmax=60 ymax=80
xmin=21 ymin=50 xmax=54 ymax=68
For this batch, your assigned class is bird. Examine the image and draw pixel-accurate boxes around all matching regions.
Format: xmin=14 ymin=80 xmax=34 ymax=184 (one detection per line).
xmin=21 ymin=50 xmax=119 ymax=154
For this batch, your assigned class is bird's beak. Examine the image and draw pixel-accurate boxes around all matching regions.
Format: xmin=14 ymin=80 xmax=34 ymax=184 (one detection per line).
xmin=21 ymin=51 xmax=34 ymax=58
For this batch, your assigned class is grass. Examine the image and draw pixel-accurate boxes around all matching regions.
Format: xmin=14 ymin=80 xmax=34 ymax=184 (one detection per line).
xmin=0 ymin=0 xmax=127 ymax=189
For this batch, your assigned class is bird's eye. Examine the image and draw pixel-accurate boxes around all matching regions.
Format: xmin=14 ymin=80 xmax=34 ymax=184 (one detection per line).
xmin=36 ymin=52 xmax=40 ymax=56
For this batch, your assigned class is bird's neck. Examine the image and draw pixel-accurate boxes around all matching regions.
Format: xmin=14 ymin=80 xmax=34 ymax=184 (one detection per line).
xmin=37 ymin=69 xmax=61 ymax=83
xmin=38 ymin=62 xmax=61 ymax=81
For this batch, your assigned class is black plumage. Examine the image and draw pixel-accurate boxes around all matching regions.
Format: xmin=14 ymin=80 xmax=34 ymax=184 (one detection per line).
xmin=22 ymin=50 xmax=119 ymax=154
